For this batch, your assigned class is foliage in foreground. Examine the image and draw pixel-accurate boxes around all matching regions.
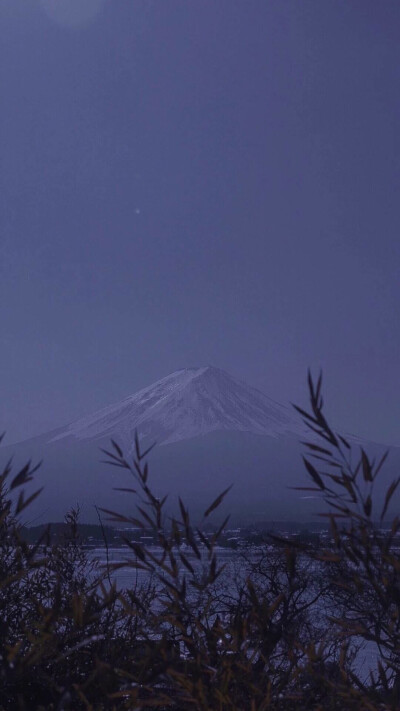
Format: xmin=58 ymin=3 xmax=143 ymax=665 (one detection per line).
xmin=0 ymin=375 xmax=400 ymax=709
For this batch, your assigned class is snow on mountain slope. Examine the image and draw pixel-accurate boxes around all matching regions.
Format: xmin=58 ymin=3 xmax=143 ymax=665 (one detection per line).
xmin=51 ymin=366 xmax=304 ymax=446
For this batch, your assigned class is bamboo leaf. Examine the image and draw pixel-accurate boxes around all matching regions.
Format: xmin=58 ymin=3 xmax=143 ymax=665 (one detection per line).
xmin=15 ymin=487 xmax=43 ymax=514
xmin=363 ymin=494 xmax=372 ymax=518
xmin=10 ymin=461 xmax=33 ymax=490
xmin=375 ymin=450 xmax=389 ymax=478
xmin=381 ymin=477 xmax=400 ymax=522
xmin=112 ymin=487 xmax=137 ymax=494
xmin=204 ymin=485 xmax=233 ymax=518
xmin=301 ymin=442 xmax=332 ymax=456
xmin=361 ymin=448 xmax=373 ymax=482
xmin=302 ymin=457 xmax=325 ymax=490
xmin=338 ymin=434 xmax=351 ymax=450
xmin=292 ymin=404 xmax=319 ymax=425
xmin=111 ymin=439 xmax=123 ymax=457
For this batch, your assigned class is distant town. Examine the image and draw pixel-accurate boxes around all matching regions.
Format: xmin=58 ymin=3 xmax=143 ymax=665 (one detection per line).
xmin=21 ymin=521 xmax=398 ymax=551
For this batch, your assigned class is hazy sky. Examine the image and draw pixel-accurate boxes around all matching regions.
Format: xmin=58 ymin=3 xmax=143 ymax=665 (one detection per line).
xmin=1 ymin=0 xmax=400 ymax=444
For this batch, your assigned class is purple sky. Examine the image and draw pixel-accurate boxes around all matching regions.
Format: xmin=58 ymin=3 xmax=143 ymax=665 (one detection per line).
xmin=1 ymin=0 xmax=400 ymax=445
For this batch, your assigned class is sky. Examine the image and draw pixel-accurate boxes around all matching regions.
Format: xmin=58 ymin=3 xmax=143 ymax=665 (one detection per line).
xmin=1 ymin=0 xmax=400 ymax=445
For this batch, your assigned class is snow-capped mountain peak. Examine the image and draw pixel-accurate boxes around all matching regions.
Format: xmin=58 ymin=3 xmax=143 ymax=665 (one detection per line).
xmin=51 ymin=366 xmax=302 ymax=446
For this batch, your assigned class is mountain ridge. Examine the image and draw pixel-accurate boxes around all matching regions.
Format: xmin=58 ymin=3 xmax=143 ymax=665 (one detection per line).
xmin=0 ymin=367 xmax=396 ymax=524
xmin=50 ymin=366 xmax=304 ymax=446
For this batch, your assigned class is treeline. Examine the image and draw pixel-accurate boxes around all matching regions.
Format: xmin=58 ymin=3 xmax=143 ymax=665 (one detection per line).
xmin=20 ymin=522 xmax=118 ymax=546
xmin=1 ymin=374 xmax=400 ymax=709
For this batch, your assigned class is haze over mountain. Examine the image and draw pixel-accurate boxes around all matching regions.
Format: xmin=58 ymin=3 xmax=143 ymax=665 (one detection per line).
xmin=0 ymin=367 xmax=395 ymax=525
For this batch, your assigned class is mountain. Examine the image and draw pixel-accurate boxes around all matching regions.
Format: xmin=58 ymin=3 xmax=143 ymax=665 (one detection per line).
xmin=50 ymin=366 xmax=304 ymax=446
xmin=0 ymin=367 xmax=395 ymax=525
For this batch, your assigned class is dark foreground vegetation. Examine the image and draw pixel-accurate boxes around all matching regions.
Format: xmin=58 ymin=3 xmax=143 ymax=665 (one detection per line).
xmin=1 ymin=374 xmax=400 ymax=710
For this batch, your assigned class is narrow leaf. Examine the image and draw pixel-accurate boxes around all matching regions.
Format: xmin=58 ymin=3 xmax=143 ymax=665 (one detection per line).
xmin=111 ymin=439 xmax=123 ymax=457
xmin=204 ymin=485 xmax=233 ymax=518
xmin=381 ymin=477 xmax=400 ymax=522
xmin=302 ymin=457 xmax=325 ymax=490
xmin=361 ymin=448 xmax=373 ymax=482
